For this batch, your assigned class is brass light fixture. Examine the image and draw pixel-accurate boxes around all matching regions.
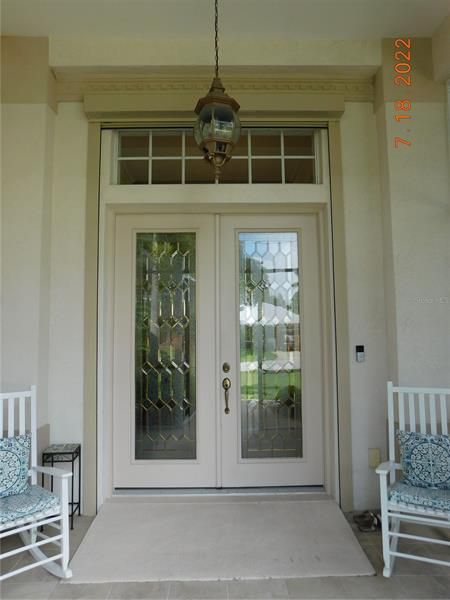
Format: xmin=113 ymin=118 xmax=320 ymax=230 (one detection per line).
xmin=194 ymin=0 xmax=241 ymax=183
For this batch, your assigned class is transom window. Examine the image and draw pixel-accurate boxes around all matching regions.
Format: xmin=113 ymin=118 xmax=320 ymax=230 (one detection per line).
xmin=115 ymin=128 xmax=322 ymax=185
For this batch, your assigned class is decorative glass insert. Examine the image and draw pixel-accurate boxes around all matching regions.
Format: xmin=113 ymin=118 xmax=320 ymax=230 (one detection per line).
xmin=116 ymin=128 xmax=320 ymax=184
xmin=239 ymin=232 xmax=302 ymax=459
xmin=135 ymin=233 xmax=196 ymax=460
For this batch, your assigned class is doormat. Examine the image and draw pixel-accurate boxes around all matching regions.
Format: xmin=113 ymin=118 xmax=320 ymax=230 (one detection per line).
xmin=68 ymin=496 xmax=374 ymax=583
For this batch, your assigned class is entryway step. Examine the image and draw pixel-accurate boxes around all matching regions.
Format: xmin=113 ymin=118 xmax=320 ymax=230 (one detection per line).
xmin=110 ymin=486 xmax=327 ymax=503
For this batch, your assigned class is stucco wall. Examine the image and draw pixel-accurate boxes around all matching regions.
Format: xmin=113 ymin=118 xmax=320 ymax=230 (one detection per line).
xmin=48 ymin=102 xmax=88 ymax=446
xmin=49 ymin=37 xmax=381 ymax=69
xmin=340 ymin=102 xmax=388 ymax=509
xmin=1 ymin=103 xmax=54 ymax=429
xmin=384 ymin=100 xmax=450 ymax=386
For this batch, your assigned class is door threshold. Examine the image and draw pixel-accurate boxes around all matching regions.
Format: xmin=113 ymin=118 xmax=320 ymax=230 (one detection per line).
xmin=112 ymin=486 xmax=326 ymax=498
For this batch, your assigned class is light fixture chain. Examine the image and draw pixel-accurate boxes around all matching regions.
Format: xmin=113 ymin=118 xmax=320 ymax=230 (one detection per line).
xmin=215 ymin=0 xmax=219 ymax=78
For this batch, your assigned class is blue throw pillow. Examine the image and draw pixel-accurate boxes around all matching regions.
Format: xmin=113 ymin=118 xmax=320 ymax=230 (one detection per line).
xmin=0 ymin=434 xmax=31 ymax=498
xmin=397 ymin=430 xmax=450 ymax=490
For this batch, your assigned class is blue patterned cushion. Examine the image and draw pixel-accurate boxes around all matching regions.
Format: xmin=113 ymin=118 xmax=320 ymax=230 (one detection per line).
xmin=397 ymin=430 xmax=450 ymax=489
xmin=0 ymin=484 xmax=60 ymax=526
xmin=389 ymin=481 xmax=450 ymax=512
xmin=0 ymin=435 xmax=31 ymax=498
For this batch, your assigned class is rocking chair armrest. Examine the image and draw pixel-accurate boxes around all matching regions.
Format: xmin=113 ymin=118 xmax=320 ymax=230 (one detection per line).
xmin=375 ymin=461 xmax=397 ymax=476
xmin=32 ymin=465 xmax=73 ymax=479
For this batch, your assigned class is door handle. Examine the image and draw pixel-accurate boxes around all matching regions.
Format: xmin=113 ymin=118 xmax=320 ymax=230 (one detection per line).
xmin=222 ymin=377 xmax=231 ymax=414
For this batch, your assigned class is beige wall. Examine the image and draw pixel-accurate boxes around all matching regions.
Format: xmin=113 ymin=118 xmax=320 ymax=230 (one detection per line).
xmin=50 ymin=37 xmax=381 ymax=70
xmin=48 ymin=102 xmax=88 ymax=445
xmin=1 ymin=37 xmax=56 ymax=429
xmin=432 ymin=16 xmax=450 ymax=82
xmin=383 ymin=100 xmax=449 ymax=384
xmin=340 ymin=102 xmax=388 ymax=509
xmin=375 ymin=39 xmax=450 ymax=388
xmin=1 ymin=103 xmax=55 ymax=427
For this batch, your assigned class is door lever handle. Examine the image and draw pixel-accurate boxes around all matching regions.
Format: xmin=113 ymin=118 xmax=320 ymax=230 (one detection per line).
xmin=222 ymin=377 xmax=231 ymax=414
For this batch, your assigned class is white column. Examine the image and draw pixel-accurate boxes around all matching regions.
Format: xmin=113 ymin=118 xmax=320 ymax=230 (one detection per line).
xmin=1 ymin=38 xmax=56 ymax=445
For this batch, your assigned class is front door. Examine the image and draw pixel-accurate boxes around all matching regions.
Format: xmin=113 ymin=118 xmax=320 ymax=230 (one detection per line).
xmin=113 ymin=213 xmax=323 ymax=489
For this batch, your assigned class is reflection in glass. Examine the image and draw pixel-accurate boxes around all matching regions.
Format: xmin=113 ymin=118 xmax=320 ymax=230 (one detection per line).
xmin=251 ymin=130 xmax=281 ymax=156
xmin=283 ymin=131 xmax=314 ymax=156
xmin=152 ymin=133 xmax=182 ymax=157
xmin=285 ymin=159 xmax=316 ymax=184
xmin=239 ymin=232 xmax=302 ymax=459
xmin=135 ymin=233 xmax=196 ymax=460
xmin=185 ymin=160 xmax=216 ymax=184
xmin=152 ymin=160 xmax=182 ymax=184
xmin=119 ymin=132 xmax=149 ymax=157
xmin=252 ymin=159 xmax=282 ymax=184
xmin=219 ymin=159 xmax=248 ymax=183
xmin=119 ymin=160 xmax=149 ymax=184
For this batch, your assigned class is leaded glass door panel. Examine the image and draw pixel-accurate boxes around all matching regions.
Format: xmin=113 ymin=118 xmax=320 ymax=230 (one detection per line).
xmin=113 ymin=212 xmax=324 ymax=489
xmin=113 ymin=214 xmax=216 ymax=487
xmin=219 ymin=215 xmax=324 ymax=487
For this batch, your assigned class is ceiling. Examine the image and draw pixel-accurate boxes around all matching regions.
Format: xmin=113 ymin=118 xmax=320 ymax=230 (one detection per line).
xmin=2 ymin=0 xmax=449 ymax=39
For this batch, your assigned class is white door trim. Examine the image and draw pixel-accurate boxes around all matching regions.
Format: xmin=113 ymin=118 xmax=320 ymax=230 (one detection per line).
xmin=97 ymin=128 xmax=338 ymax=507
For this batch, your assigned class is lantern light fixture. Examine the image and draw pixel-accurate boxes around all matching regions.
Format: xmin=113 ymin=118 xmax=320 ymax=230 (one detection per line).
xmin=193 ymin=0 xmax=241 ymax=183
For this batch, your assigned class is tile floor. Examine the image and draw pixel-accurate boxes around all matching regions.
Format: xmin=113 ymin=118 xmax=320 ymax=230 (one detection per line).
xmin=1 ymin=513 xmax=449 ymax=599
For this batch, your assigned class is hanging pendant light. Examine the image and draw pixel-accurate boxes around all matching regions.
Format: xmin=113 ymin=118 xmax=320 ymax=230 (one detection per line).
xmin=194 ymin=0 xmax=241 ymax=183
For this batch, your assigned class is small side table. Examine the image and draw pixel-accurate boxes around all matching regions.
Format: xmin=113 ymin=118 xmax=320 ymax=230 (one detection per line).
xmin=42 ymin=443 xmax=81 ymax=529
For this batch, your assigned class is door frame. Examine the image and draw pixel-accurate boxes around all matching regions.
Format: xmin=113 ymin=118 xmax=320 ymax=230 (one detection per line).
xmin=85 ymin=123 xmax=351 ymax=513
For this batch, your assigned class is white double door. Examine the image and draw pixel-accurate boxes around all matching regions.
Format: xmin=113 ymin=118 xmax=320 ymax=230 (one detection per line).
xmin=113 ymin=213 xmax=323 ymax=489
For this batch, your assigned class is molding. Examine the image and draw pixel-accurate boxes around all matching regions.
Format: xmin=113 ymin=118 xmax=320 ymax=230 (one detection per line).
xmin=83 ymin=122 xmax=101 ymax=516
xmin=83 ymin=92 xmax=345 ymax=122
xmin=328 ymin=121 xmax=353 ymax=512
xmin=56 ymin=75 xmax=374 ymax=104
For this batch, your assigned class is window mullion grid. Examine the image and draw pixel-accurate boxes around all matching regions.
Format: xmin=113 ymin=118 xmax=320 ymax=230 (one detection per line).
xmin=248 ymin=130 xmax=252 ymax=184
xmin=313 ymin=130 xmax=320 ymax=184
xmin=182 ymin=131 xmax=186 ymax=184
xmin=115 ymin=127 xmax=319 ymax=185
xmin=113 ymin=131 xmax=120 ymax=184
xmin=148 ymin=131 xmax=153 ymax=184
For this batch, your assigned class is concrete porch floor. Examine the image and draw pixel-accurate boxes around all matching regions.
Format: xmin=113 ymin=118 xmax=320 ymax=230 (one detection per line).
xmin=1 ymin=513 xmax=449 ymax=599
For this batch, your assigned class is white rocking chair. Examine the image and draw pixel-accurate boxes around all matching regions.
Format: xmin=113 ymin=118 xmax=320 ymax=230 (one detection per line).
xmin=376 ymin=381 xmax=450 ymax=577
xmin=0 ymin=386 xmax=72 ymax=581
